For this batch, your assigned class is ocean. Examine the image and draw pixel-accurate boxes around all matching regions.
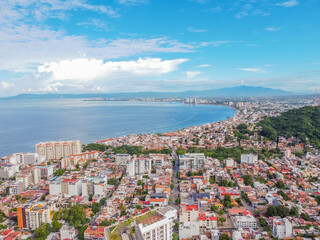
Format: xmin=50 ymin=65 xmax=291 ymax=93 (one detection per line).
xmin=0 ymin=99 xmax=236 ymax=157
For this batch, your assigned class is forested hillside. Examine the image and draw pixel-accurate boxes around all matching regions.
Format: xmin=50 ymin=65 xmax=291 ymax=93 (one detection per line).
xmin=259 ymin=106 xmax=320 ymax=148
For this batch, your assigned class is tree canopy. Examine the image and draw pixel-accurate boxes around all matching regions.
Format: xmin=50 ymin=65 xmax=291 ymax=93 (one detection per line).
xmin=259 ymin=106 xmax=320 ymax=148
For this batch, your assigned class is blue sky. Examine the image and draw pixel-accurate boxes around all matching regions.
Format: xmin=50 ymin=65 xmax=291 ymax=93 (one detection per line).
xmin=0 ymin=0 xmax=319 ymax=96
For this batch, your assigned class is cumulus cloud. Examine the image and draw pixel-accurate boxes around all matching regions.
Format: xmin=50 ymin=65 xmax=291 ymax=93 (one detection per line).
xmin=0 ymin=23 xmax=194 ymax=73
xmin=276 ymin=0 xmax=299 ymax=7
xmin=38 ymin=57 xmax=188 ymax=81
xmin=238 ymin=68 xmax=266 ymax=73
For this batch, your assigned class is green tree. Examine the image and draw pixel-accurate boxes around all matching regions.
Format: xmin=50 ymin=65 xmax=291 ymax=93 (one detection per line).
xmin=243 ymin=175 xmax=254 ymax=187
xmin=35 ymin=223 xmax=51 ymax=240
xmin=276 ymin=180 xmax=286 ymax=189
xmin=172 ymin=233 xmax=178 ymax=240
xmin=290 ymin=207 xmax=299 ymax=217
xmin=276 ymin=205 xmax=290 ymax=218
xmin=78 ymin=225 xmax=88 ymax=240
xmin=300 ymin=212 xmax=310 ymax=221
xmin=219 ymin=233 xmax=232 ymax=240
xmin=51 ymin=220 xmax=62 ymax=232
xmin=266 ymin=206 xmax=277 ymax=217
xmin=107 ymin=178 xmax=118 ymax=185
xmin=92 ymin=202 xmax=101 ymax=214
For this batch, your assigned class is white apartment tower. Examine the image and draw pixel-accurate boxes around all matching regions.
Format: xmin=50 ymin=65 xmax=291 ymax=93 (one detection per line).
xmin=35 ymin=141 xmax=81 ymax=160
xmin=135 ymin=207 xmax=177 ymax=240
xmin=273 ymin=218 xmax=292 ymax=239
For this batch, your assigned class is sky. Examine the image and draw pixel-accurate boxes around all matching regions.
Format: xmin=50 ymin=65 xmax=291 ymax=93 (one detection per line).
xmin=0 ymin=0 xmax=319 ymax=96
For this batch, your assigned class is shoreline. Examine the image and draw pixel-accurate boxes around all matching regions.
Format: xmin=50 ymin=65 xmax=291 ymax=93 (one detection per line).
xmin=95 ymin=104 xmax=239 ymax=144
xmin=0 ymin=101 xmax=237 ymax=156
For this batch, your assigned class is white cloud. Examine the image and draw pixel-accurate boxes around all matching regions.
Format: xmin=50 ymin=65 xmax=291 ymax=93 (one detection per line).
xmin=238 ymin=68 xmax=266 ymax=73
xmin=197 ymin=64 xmax=211 ymax=68
xmin=276 ymin=0 xmax=299 ymax=7
xmin=187 ymin=27 xmax=208 ymax=33
xmin=0 ymin=0 xmax=118 ymax=24
xmin=200 ymin=41 xmax=233 ymax=47
xmin=118 ymin=0 xmax=148 ymax=5
xmin=186 ymin=71 xmax=201 ymax=79
xmin=0 ymin=23 xmax=194 ymax=72
xmin=189 ymin=0 xmax=210 ymax=4
xmin=265 ymin=27 xmax=281 ymax=32
xmin=0 ymin=81 xmax=11 ymax=89
xmin=38 ymin=57 xmax=188 ymax=81
xmin=77 ymin=19 xmax=111 ymax=30
xmin=235 ymin=11 xmax=248 ymax=19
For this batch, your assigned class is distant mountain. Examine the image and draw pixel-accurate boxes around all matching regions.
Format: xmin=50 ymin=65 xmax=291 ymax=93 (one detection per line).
xmin=2 ymin=86 xmax=296 ymax=100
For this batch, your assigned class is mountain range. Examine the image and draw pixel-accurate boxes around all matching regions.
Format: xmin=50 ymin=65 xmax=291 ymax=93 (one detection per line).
xmin=2 ymin=86 xmax=298 ymax=100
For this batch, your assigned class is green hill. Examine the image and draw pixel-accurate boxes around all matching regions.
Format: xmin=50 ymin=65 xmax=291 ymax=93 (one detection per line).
xmin=259 ymin=106 xmax=320 ymax=148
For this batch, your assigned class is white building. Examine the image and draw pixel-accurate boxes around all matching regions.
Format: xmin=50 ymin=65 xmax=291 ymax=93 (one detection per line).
xmin=35 ymin=141 xmax=81 ymax=160
xmin=49 ymin=178 xmax=82 ymax=197
xmin=226 ymin=158 xmax=236 ymax=168
xmin=13 ymin=153 xmax=45 ymax=165
xmin=115 ymin=154 xmax=131 ymax=166
xmin=135 ymin=207 xmax=177 ymax=240
xmin=126 ymin=157 xmax=152 ymax=176
xmin=81 ymin=176 xmax=108 ymax=196
xmin=126 ymin=159 xmax=135 ymax=177
xmin=0 ymin=164 xmax=19 ymax=179
xmin=16 ymin=167 xmax=41 ymax=189
xmin=241 ymin=154 xmax=258 ymax=165
xmin=273 ymin=218 xmax=292 ymax=239
xmin=18 ymin=203 xmax=55 ymax=229
xmin=229 ymin=209 xmax=257 ymax=229
xmin=60 ymin=225 xmax=77 ymax=240
xmin=9 ymin=181 xmax=24 ymax=195
xmin=36 ymin=164 xmax=54 ymax=179
xmin=179 ymin=153 xmax=206 ymax=171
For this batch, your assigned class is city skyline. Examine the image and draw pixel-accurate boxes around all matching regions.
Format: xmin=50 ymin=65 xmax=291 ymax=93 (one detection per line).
xmin=0 ymin=0 xmax=319 ymax=96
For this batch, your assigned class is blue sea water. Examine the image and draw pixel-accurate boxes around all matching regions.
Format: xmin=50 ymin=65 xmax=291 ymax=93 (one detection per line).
xmin=0 ymin=99 xmax=236 ymax=157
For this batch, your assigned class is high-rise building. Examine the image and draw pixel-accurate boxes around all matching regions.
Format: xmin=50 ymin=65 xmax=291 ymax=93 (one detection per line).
xmin=273 ymin=218 xmax=292 ymax=239
xmin=179 ymin=153 xmax=206 ymax=171
xmin=35 ymin=141 xmax=81 ymax=160
xmin=135 ymin=207 xmax=177 ymax=240
xmin=241 ymin=154 xmax=258 ymax=164
xmin=115 ymin=153 xmax=131 ymax=166
xmin=17 ymin=203 xmax=55 ymax=229
xmin=49 ymin=178 xmax=82 ymax=197
xmin=126 ymin=157 xmax=152 ymax=176
xmin=16 ymin=167 xmax=41 ymax=190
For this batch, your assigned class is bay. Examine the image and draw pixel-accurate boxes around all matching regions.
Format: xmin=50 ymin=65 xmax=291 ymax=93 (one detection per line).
xmin=0 ymin=99 xmax=236 ymax=157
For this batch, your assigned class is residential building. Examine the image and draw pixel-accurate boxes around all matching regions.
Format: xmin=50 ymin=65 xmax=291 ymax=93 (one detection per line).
xmin=17 ymin=203 xmax=55 ymax=229
xmin=273 ymin=218 xmax=292 ymax=239
xmin=35 ymin=141 xmax=81 ymax=160
xmin=83 ymin=226 xmax=107 ymax=240
xmin=241 ymin=154 xmax=258 ymax=165
xmin=179 ymin=153 xmax=206 ymax=171
xmin=60 ymin=225 xmax=77 ymax=240
xmin=135 ymin=207 xmax=177 ymax=240
xmin=228 ymin=209 xmax=257 ymax=229
xmin=115 ymin=154 xmax=131 ymax=166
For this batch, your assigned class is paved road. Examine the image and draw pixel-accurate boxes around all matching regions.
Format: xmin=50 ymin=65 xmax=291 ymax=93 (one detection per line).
xmin=170 ymin=150 xmax=180 ymax=237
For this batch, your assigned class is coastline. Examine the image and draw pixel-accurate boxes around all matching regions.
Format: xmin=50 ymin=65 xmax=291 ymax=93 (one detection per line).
xmin=95 ymin=103 xmax=239 ymax=144
xmin=0 ymin=100 xmax=237 ymax=156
